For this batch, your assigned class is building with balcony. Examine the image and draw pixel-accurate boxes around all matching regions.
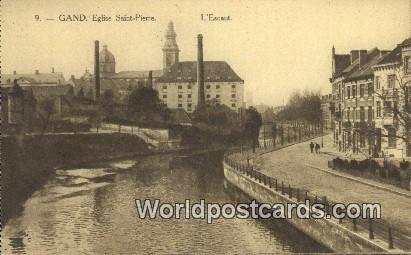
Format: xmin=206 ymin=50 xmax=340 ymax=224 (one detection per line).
xmin=372 ymin=38 xmax=411 ymax=158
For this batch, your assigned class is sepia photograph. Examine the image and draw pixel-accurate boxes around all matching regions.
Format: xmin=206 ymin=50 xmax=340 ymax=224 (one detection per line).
xmin=1 ymin=0 xmax=411 ymax=254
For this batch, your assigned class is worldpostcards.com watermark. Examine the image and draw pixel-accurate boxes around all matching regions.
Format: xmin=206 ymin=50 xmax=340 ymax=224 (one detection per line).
xmin=135 ymin=199 xmax=381 ymax=224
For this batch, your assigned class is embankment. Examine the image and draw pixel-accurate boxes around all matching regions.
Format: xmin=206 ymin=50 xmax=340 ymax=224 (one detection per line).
xmin=1 ymin=133 xmax=150 ymax=224
xmin=223 ymin=162 xmax=401 ymax=253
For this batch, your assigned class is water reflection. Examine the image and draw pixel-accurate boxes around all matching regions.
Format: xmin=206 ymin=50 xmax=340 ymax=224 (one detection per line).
xmin=2 ymin=153 xmax=329 ymax=254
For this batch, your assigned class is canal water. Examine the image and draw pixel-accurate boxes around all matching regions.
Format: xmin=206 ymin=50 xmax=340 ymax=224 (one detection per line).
xmin=2 ymin=153 xmax=329 ymax=254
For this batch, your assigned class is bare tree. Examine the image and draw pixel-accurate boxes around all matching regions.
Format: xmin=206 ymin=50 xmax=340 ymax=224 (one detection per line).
xmin=374 ymin=67 xmax=411 ymax=156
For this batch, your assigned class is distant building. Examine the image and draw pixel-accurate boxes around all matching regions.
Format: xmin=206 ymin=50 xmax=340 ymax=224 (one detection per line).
xmin=1 ymin=79 xmax=72 ymax=134
xmin=156 ymin=61 xmax=244 ymax=113
xmin=76 ymin=21 xmax=244 ymax=113
xmin=321 ymin=94 xmax=334 ymax=130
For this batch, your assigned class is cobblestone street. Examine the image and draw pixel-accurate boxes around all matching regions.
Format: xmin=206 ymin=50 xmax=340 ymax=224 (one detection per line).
xmin=255 ymin=134 xmax=411 ymax=237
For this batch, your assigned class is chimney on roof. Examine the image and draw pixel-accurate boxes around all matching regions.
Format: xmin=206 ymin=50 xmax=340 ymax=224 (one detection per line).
xmin=359 ymin=50 xmax=367 ymax=67
xmin=350 ymin=50 xmax=359 ymax=64
xmin=94 ymin=40 xmax=100 ymax=101
xmin=13 ymin=70 xmax=17 ymax=75
xmin=35 ymin=70 xmax=39 ymax=75
xmin=52 ymin=67 xmax=55 ymax=73
xmin=197 ymin=34 xmax=205 ymax=107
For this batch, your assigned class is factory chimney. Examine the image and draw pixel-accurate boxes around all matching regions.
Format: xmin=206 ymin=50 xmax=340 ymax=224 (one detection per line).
xmin=147 ymin=70 xmax=153 ymax=88
xmin=197 ymin=34 xmax=205 ymax=107
xmin=94 ymin=40 xmax=101 ymax=101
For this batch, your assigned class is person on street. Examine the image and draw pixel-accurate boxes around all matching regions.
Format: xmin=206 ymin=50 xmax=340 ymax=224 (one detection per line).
xmin=310 ymin=142 xmax=314 ymax=153
xmin=315 ymin=143 xmax=320 ymax=154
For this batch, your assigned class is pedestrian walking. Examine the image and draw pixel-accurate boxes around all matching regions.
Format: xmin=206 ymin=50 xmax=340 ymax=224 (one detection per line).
xmin=315 ymin=143 xmax=320 ymax=154
xmin=310 ymin=142 xmax=314 ymax=153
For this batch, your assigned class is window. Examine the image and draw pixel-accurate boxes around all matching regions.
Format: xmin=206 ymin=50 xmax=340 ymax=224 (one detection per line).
xmin=207 ymin=94 xmax=211 ymax=98
xmin=162 ymin=95 xmax=167 ymax=98
xmin=376 ymin=101 xmax=381 ymax=117
xmin=375 ymin=76 xmax=380 ymax=89
xmin=360 ymin=84 xmax=365 ymax=98
xmin=188 ymin=85 xmax=192 ymax=90
xmin=188 ymin=94 xmax=192 ymax=98
xmin=206 ymin=85 xmax=211 ymax=89
xmin=216 ymin=85 xmax=220 ymax=89
xmin=216 ymin=94 xmax=220 ymax=98
xmin=231 ymin=94 xmax=236 ymax=98
xmin=388 ymin=128 xmax=396 ymax=148
xmin=187 ymin=103 xmax=192 ymax=108
xmin=347 ymin=108 xmax=350 ymax=122
xmin=352 ymin=85 xmax=356 ymax=98
xmin=384 ymin=101 xmax=393 ymax=116
xmin=231 ymin=84 xmax=236 ymax=89
xmin=367 ymin=83 xmax=373 ymax=96
xmin=387 ymin=74 xmax=395 ymax=88
xmin=404 ymin=56 xmax=411 ymax=74
xmin=162 ymin=85 xmax=167 ymax=89
xmin=347 ymin=86 xmax=350 ymax=98
xmin=178 ymin=94 xmax=182 ymax=98
xmin=178 ymin=85 xmax=182 ymax=89
xmin=368 ymin=107 xmax=373 ymax=121
xmin=178 ymin=104 xmax=182 ymax=108
xmin=360 ymin=106 xmax=365 ymax=122
xmin=231 ymin=103 xmax=236 ymax=108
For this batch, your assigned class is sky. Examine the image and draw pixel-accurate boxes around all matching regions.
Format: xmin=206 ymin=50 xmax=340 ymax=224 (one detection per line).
xmin=2 ymin=0 xmax=410 ymax=106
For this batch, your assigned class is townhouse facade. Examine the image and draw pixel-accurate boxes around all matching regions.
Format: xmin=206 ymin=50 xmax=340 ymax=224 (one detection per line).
xmin=330 ymin=37 xmax=411 ymax=158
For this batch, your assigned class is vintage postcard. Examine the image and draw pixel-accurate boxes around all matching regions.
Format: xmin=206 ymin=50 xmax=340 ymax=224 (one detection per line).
xmin=1 ymin=0 xmax=411 ymax=254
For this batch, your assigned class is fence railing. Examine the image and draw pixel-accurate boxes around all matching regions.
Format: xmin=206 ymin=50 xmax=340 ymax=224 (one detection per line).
xmin=223 ymin=152 xmax=410 ymax=251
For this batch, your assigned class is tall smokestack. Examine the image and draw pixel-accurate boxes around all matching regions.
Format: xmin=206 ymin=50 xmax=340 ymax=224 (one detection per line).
xmin=147 ymin=70 xmax=153 ymax=88
xmin=94 ymin=40 xmax=100 ymax=101
xmin=197 ymin=34 xmax=205 ymax=107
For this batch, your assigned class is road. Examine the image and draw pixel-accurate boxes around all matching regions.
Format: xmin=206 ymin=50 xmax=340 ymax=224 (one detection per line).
xmin=255 ymin=134 xmax=411 ymax=242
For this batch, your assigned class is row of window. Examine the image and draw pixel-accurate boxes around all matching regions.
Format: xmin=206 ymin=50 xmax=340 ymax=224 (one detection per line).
xmin=161 ymin=84 xmax=237 ymax=90
xmin=346 ymin=83 xmax=373 ymax=99
xmin=344 ymin=106 xmax=373 ymax=122
xmin=162 ymin=94 xmax=236 ymax=99
xmin=176 ymin=103 xmax=237 ymax=109
xmin=375 ymin=74 xmax=396 ymax=90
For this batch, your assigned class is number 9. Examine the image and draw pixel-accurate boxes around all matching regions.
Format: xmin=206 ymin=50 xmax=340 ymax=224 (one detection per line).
xmin=35 ymin=15 xmax=40 ymax=21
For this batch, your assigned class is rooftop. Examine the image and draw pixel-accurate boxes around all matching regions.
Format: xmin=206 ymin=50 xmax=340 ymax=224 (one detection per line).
xmin=157 ymin=61 xmax=243 ymax=83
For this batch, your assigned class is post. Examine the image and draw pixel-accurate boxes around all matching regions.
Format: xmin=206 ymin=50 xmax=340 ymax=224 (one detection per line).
xmin=275 ymin=179 xmax=278 ymax=191
xmin=296 ymin=189 xmax=300 ymax=202
xmin=288 ymin=184 xmax=292 ymax=198
xmin=388 ymin=227 xmax=394 ymax=249
xmin=353 ymin=218 xmax=357 ymax=231
xmin=369 ymin=218 xmax=374 ymax=239
xmin=281 ymin=181 xmax=284 ymax=194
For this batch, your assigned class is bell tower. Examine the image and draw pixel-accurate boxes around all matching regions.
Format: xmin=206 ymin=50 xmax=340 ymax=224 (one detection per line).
xmin=163 ymin=21 xmax=180 ymax=72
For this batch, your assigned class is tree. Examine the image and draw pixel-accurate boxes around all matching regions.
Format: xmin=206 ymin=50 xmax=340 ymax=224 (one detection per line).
xmin=77 ymin=88 xmax=85 ymax=99
xmin=37 ymin=97 xmax=57 ymax=135
xmin=244 ymin=106 xmax=263 ymax=152
xmin=276 ymin=89 xmax=322 ymax=124
xmin=271 ymin=122 xmax=277 ymax=148
xmin=100 ymin=89 xmax=118 ymax=120
xmin=127 ymin=87 xmax=169 ymax=124
xmin=374 ymin=68 xmax=411 ymax=157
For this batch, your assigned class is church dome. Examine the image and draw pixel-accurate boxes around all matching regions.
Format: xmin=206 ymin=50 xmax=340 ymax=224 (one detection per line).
xmin=100 ymin=45 xmax=115 ymax=63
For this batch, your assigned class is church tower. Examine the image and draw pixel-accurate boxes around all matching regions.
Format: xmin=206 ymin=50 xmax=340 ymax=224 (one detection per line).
xmin=99 ymin=44 xmax=116 ymax=78
xmin=163 ymin=21 xmax=180 ymax=72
